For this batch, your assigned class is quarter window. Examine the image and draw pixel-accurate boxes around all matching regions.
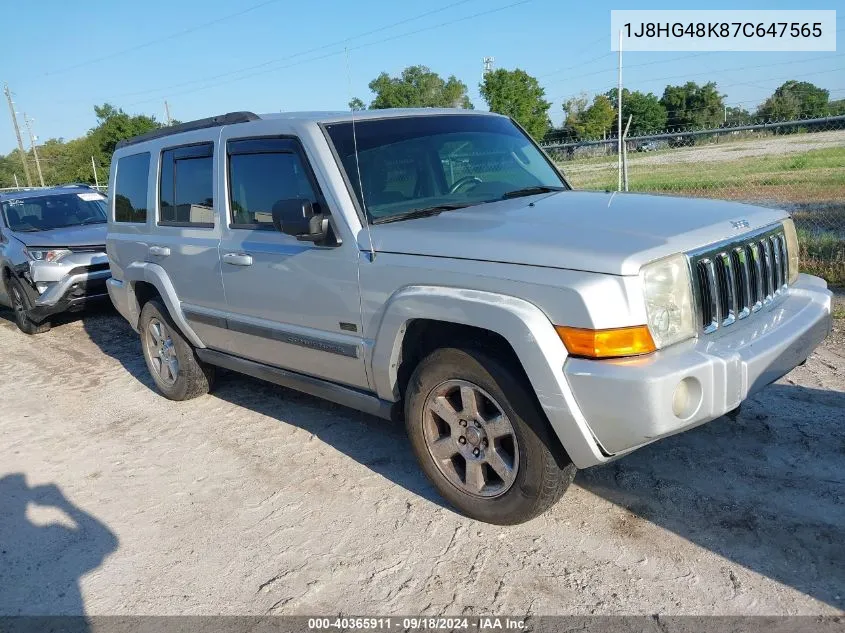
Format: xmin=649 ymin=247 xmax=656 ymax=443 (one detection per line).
xmin=228 ymin=138 xmax=320 ymax=229
xmin=114 ymin=152 xmax=150 ymax=223
xmin=159 ymin=143 xmax=215 ymax=227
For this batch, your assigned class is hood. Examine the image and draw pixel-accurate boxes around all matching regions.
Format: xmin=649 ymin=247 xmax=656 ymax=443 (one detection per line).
xmin=365 ymin=191 xmax=788 ymax=276
xmin=12 ymin=223 xmax=107 ymax=248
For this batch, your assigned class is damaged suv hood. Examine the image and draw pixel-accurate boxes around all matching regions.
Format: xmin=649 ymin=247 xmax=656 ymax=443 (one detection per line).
xmin=12 ymin=223 xmax=107 ymax=248
xmin=365 ymin=191 xmax=788 ymax=276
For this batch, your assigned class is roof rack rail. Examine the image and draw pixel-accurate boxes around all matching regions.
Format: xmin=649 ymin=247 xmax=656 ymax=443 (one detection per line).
xmin=115 ymin=111 xmax=260 ymax=150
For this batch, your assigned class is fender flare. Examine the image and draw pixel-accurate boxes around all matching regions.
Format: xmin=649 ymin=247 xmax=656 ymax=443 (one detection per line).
xmin=122 ymin=262 xmax=205 ymax=348
xmin=368 ymin=285 xmax=606 ymax=468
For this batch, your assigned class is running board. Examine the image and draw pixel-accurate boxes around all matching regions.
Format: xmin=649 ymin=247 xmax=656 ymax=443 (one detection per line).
xmin=196 ymin=348 xmax=393 ymax=420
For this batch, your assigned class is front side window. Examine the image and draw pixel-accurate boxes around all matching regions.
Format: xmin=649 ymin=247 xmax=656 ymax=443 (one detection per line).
xmin=159 ymin=143 xmax=215 ymax=227
xmin=325 ymin=115 xmax=567 ymax=223
xmin=114 ymin=152 xmax=150 ymax=223
xmin=227 ymin=138 xmax=320 ymax=229
xmin=2 ymin=192 xmax=106 ymax=232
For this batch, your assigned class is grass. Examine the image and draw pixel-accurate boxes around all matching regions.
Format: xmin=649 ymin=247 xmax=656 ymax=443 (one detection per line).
xmin=797 ymin=229 xmax=845 ymax=288
xmin=563 ymin=147 xmax=845 ymax=201
xmin=560 ymin=146 xmax=845 ymax=287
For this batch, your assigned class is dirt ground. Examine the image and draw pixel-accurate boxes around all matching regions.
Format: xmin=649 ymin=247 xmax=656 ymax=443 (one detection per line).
xmin=0 ymin=296 xmax=843 ymax=616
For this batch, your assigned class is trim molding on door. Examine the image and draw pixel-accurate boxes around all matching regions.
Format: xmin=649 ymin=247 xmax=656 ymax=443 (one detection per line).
xmin=183 ymin=306 xmax=359 ymax=359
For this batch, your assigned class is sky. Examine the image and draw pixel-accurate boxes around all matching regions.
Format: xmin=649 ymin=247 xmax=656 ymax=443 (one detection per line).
xmin=1 ymin=0 xmax=842 ymax=154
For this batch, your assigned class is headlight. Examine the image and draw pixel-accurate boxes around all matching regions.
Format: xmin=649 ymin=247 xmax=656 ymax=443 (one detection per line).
xmin=641 ymin=254 xmax=696 ymax=348
xmin=782 ymin=218 xmax=800 ymax=284
xmin=25 ymin=248 xmax=72 ymax=263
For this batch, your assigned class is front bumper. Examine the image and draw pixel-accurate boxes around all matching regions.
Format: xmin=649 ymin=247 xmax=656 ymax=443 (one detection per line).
xmin=25 ymin=254 xmax=111 ymax=322
xmin=564 ymin=274 xmax=832 ymax=456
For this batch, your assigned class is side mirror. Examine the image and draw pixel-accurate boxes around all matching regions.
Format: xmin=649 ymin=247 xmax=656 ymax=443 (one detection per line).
xmin=271 ymin=199 xmax=329 ymax=242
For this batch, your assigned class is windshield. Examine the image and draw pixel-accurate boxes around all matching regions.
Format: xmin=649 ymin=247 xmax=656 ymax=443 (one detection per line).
xmin=325 ymin=115 xmax=567 ymax=223
xmin=1 ymin=192 xmax=107 ymax=232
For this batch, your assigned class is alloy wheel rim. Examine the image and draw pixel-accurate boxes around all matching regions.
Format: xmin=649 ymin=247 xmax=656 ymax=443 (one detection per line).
xmin=146 ymin=318 xmax=179 ymax=385
xmin=422 ymin=379 xmax=519 ymax=498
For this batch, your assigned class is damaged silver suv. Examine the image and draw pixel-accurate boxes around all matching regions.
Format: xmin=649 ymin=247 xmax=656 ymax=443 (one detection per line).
xmin=0 ymin=185 xmax=110 ymax=333
xmin=107 ymin=110 xmax=832 ymax=524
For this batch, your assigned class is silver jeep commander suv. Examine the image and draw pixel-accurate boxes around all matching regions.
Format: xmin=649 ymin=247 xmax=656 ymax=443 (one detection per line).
xmin=1 ymin=185 xmax=110 ymax=334
xmin=106 ymin=109 xmax=832 ymax=524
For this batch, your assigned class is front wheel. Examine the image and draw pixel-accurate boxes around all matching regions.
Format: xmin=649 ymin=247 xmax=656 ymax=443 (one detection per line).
xmin=139 ymin=299 xmax=215 ymax=400
xmin=405 ymin=347 xmax=576 ymax=524
xmin=10 ymin=278 xmax=50 ymax=334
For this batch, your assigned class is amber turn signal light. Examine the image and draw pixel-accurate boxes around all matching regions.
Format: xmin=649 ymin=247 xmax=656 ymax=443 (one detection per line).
xmin=555 ymin=325 xmax=656 ymax=359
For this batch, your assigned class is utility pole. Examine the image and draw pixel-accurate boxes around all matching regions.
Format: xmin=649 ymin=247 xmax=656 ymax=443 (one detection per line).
xmin=724 ymin=104 xmax=728 ymax=124
xmin=23 ymin=114 xmax=45 ymax=187
xmin=482 ymin=57 xmax=494 ymax=82
xmin=617 ymin=29 xmax=623 ymax=192
xmin=91 ymin=156 xmax=100 ymax=189
xmin=164 ymin=100 xmax=172 ymax=126
xmin=4 ymin=83 xmax=33 ymax=187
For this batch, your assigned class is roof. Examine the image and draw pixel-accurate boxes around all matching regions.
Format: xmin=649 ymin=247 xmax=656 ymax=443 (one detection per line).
xmin=114 ymin=108 xmax=503 ymax=150
xmin=258 ymin=108 xmax=502 ymax=124
xmin=0 ymin=184 xmax=102 ymax=202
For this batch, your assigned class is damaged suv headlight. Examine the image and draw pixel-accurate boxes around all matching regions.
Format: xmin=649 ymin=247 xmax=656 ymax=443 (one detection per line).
xmin=640 ymin=254 xmax=696 ymax=349
xmin=25 ymin=248 xmax=72 ymax=263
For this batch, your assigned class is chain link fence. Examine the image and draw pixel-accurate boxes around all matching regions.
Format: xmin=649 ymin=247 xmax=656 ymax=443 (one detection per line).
xmin=542 ymin=115 xmax=845 ymax=285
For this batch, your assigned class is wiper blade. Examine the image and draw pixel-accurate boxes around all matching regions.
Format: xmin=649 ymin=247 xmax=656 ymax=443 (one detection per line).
xmin=501 ymin=185 xmax=566 ymax=200
xmin=372 ymin=203 xmax=471 ymax=225
xmin=12 ymin=227 xmax=41 ymax=232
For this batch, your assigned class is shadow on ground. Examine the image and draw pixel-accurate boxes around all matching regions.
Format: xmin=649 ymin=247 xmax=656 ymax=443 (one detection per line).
xmin=578 ymin=382 xmax=845 ymax=610
xmin=80 ymin=312 xmax=447 ymax=510
xmin=0 ymin=475 xmax=117 ymax=617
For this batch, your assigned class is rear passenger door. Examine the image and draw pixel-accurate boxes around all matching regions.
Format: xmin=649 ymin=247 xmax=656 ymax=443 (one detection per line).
xmin=149 ymin=138 xmax=229 ymax=350
xmin=216 ymin=135 xmax=367 ymax=390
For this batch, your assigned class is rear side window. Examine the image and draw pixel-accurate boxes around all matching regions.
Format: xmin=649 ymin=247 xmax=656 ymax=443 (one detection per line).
xmin=227 ymin=138 xmax=320 ymax=229
xmin=114 ymin=152 xmax=150 ymax=223
xmin=159 ymin=143 xmax=215 ymax=227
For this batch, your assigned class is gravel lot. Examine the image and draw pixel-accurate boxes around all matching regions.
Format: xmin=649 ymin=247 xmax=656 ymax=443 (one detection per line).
xmin=1 ymin=297 xmax=843 ymax=616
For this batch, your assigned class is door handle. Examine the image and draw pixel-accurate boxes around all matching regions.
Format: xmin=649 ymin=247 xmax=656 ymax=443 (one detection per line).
xmin=148 ymin=245 xmax=170 ymax=257
xmin=222 ymin=252 xmax=253 ymax=266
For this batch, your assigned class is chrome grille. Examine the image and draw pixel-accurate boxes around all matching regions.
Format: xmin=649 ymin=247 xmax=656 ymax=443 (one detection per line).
xmin=690 ymin=225 xmax=789 ymax=334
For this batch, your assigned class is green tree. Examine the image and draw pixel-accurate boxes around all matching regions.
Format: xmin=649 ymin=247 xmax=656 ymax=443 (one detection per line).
xmin=90 ymin=103 xmax=161 ymax=158
xmin=348 ymin=97 xmax=366 ymax=111
xmin=605 ymin=88 xmax=667 ymax=135
xmin=479 ymin=68 xmax=551 ymax=139
xmin=0 ymin=103 xmax=163 ymax=188
xmin=829 ymin=99 xmax=845 ymax=116
xmin=660 ymin=81 xmax=725 ymax=129
xmin=368 ymin=65 xmax=472 ymax=109
xmin=725 ymin=106 xmax=754 ymax=126
xmin=563 ymin=94 xmax=616 ymax=139
xmin=756 ymin=81 xmax=829 ymax=120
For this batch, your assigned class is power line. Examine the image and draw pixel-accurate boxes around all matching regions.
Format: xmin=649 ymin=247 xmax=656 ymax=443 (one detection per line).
xmin=124 ymin=0 xmax=531 ymax=107
xmin=551 ymin=53 xmax=844 ymax=102
xmin=105 ymin=0 xmax=481 ymax=102
xmin=43 ymin=0 xmax=285 ymax=77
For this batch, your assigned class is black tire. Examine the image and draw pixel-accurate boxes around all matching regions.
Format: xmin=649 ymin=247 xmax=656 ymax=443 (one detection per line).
xmin=9 ymin=278 xmax=50 ymax=335
xmin=405 ymin=347 xmax=577 ymax=525
xmin=139 ymin=299 xmax=214 ymax=400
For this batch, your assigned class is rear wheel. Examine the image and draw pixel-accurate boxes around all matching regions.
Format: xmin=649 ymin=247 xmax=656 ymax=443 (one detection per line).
xmin=405 ymin=347 xmax=576 ymax=524
xmin=139 ymin=299 xmax=214 ymax=400
xmin=10 ymin=278 xmax=50 ymax=335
